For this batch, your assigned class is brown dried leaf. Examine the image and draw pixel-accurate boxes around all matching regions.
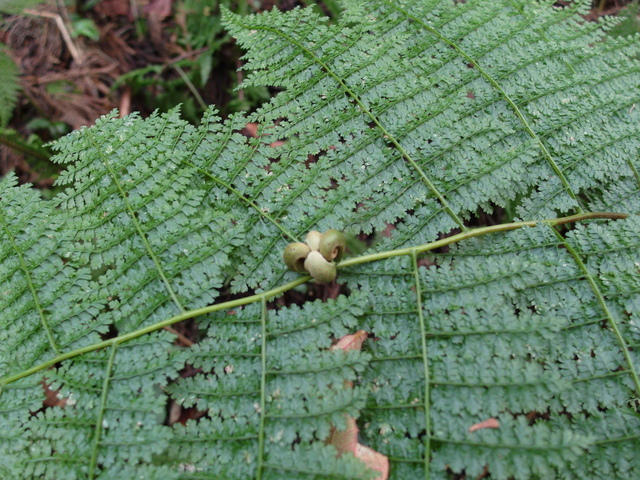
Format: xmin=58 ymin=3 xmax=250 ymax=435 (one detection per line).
xmin=42 ymin=381 xmax=67 ymax=408
xmin=326 ymin=331 xmax=388 ymax=480
xmin=243 ymin=122 xmax=285 ymax=147
xmin=94 ymin=0 xmax=131 ymax=18
xmin=468 ymin=417 xmax=500 ymax=432
xmin=327 ymin=415 xmax=389 ymax=480
xmin=330 ymin=330 xmax=368 ymax=352
xmin=244 ymin=122 xmax=260 ymax=138
xmin=355 ymin=444 xmax=390 ymax=480
xmin=327 ymin=415 xmax=358 ymax=455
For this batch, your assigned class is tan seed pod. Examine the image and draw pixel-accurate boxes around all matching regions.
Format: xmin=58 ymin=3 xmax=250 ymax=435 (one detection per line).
xmin=305 ymin=230 xmax=323 ymax=251
xmin=283 ymin=242 xmax=312 ymax=273
xmin=319 ymin=229 xmax=346 ymax=262
xmin=304 ymin=251 xmax=337 ymax=283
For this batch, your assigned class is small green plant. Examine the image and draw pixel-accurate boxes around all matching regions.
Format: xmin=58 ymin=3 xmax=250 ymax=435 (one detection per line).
xmin=114 ymin=0 xmax=271 ymax=121
xmin=0 ymin=47 xmax=55 ymax=172
xmin=0 ymin=48 xmax=19 ymax=128
xmin=608 ymin=1 xmax=640 ymax=36
xmin=1 ymin=1 xmax=640 ymax=479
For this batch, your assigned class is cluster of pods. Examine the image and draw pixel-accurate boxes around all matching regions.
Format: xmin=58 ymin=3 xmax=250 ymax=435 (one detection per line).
xmin=282 ymin=229 xmax=346 ymax=282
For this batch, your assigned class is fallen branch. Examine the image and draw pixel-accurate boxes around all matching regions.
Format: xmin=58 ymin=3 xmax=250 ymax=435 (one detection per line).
xmin=23 ymin=8 xmax=83 ymax=64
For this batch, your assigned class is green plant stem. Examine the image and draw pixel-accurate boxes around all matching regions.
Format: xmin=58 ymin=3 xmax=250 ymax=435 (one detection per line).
xmin=90 ymin=134 xmax=186 ymax=314
xmin=0 ymin=131 xmax=51 ymax=161
xmin=173 ymin=64 xmax=208 ymax=111
xmin=256 ymin=298 xmax=268 ymax=480
xmin=0 ymin=214 xmax=60 ymax=356
xmin=88 ymin=343 xmax=117 ymax=480
xmin=410 ymin=251 xmax=431 ymax=480
xmin=0 ymin=277 xmax=308 ymax=387
xmin=0 ymin=211 xmax=627 ymax=388
xmin=338 ymin=212 xmax=627 ymax=268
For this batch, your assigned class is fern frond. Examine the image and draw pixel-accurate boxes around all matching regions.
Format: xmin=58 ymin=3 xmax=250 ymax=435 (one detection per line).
xmin=15 ymin=332 xmax=179 ymax=479
xmin=0 ymin=173 xmax=105 ymax=371
xmin=51 ymin=108 xmax=247 ymax=332
xmin=1 ymin=1 xmax=639 ymax=479
xmin=342 ymin=218 xmax=640 ymax=479
xmin=0 ymin=48 xmax=19 ymax=128
xmin=165 ymin=294 xmax=372 ymax=479
xmin=224 ymin=0 xmax=640 ymax=254
xmin=0 ymin=0 xmax=52 ymax=14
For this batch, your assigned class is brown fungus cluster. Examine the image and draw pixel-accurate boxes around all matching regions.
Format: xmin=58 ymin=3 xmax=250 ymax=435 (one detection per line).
xmin=282 ymin=229 xmax=346 ymax=283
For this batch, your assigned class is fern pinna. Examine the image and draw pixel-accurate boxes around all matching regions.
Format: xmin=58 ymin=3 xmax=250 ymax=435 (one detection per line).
xmin=1 ymin=1 xmax=640 ymax=479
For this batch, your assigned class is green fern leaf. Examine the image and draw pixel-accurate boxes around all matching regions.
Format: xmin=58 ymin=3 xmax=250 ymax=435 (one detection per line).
xmin=224 ymin=0 xmax=640 ymax=246
xmin=1 ymin=1 xmax=640 ymax=479
xmin=51 ymin=108 xmax=246 ymax=332
xmin=0 ymin=173 xmax=105 ymax=370
xmin=0 ymin=48 xmax=19 ymax=128
xmin=19 ymin=332 xmax=180 ymax=479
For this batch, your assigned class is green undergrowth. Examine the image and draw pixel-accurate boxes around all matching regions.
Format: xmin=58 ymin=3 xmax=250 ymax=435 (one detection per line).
xmin=1 ymin=1 xmax=640 ymax=479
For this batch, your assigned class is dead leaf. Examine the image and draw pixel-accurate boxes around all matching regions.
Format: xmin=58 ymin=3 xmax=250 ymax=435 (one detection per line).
xmin=94 ymin=0 xmax=131 ymax=18
xmin=331 ymin=330 xmax=368 ymax=352
xmin=355 ymin=444 xmax=389 ymax=480
xmin=243 ymin=122 xmax=285 ymax=147
xmin=327 ymin=415 xmax=389 ymax=480
xmin=327 ymin=415 xmax=358 ymax=455
xmin=244 ymin=122 xmax=260 ymax=138
xmin=468 ymin=417 xmax=500 ymax=432
xmin=42 ymin=381 xmax=67 ymax=408
xmin=327 ymin=331 xmax=389 ymax=480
